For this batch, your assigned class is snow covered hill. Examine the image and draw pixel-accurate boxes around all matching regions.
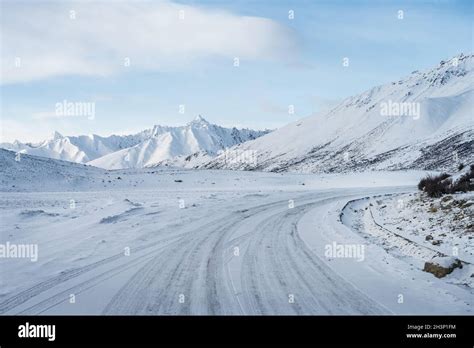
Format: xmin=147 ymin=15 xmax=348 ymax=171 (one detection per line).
xmin=0 ymin=148 xmax=105 ymax=192
xmin=0 ymin=116 xmax=269 ymax=170
xmin=88 ymin=116 xmax=269 ymax=169
xmin=198 ymin=53 xmax=474 ymax=173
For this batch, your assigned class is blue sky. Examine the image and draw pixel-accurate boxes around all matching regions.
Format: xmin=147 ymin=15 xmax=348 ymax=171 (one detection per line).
xmin=1 ymin=0 xmax=472 ymax=142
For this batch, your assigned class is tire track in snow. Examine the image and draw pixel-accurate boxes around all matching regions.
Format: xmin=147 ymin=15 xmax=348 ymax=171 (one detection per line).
xmin=2 ymin=190 xmax=391 ymax=315
xmin=238 ymin=198 xmax=387 ymax=314
xmin=102 ymin=199 xmax=291 ymax=314
xmin=104 ymin=193 xmax=388 ymax=314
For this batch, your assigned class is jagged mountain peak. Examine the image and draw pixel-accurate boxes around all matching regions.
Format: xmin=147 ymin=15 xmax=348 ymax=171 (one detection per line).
xmin=193 ymin=114 xmax=208 ymax=123
xmin=0 ymin=118 xmax=270 ymax=170
xmin=187 ymin=115 xmax=211 ymax=128
xmin=52 ymin=131 xmax=65 ymax=140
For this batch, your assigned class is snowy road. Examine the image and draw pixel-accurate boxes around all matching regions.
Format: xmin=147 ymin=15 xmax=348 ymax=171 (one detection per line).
xmin=1 ymin=185 xmax=472 ymax=315
xmin=103 ymin=191 xmax=388 ymax=315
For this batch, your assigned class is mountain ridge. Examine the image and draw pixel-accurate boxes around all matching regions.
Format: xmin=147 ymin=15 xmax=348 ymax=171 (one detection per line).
xmin=1 ymin=116 xmax=270 ymax=169
xmin=195 ymin=53 xmax=473 ymax=173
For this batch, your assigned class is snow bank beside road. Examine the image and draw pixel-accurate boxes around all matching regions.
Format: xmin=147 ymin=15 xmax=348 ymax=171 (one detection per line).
xmin=340 ymin=191 xmax=474 ymax=293
xmin=297 ymin=191 xmax=473 ymax=314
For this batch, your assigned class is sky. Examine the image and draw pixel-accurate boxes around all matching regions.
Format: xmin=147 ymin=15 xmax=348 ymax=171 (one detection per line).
xmin=1 ymin=0 xmax=472 ymax=143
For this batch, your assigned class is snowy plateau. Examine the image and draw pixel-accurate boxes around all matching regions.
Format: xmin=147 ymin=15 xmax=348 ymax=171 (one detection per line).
xmin=0 ymin=54 xmax=473 ymax=315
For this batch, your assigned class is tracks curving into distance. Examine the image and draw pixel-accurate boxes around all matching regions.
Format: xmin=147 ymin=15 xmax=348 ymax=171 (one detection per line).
xmin=1 ymin=189 xmax=396 ymax=315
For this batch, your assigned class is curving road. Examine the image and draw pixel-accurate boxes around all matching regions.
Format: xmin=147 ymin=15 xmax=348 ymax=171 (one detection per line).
xmin=103 ymin=192 xmax=387 ymax=315
xmin=3 ymin=186 xmax=468 ymax=315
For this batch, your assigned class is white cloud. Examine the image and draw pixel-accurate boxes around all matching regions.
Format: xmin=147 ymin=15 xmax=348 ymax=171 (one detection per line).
xmin=1 ymin=0 xmax=298 ymax=84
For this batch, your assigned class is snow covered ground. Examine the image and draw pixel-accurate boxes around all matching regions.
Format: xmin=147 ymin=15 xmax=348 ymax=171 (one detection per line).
xmin=0 ymin=149 xmax=471 ymax=314
xmin=341 ymin=192 xmax=474 ymax=289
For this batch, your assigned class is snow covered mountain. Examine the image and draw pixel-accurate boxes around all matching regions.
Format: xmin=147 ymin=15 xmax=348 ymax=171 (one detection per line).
xmin=1 ymin=116 xmax=269 ymax=169
xmin=198 ymin=53 xmax=474 ymax=173
xmin=0 ymin=131 xmax=146 ymax=164
xmin=3 ymin=54 xmax=471 ymax=173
